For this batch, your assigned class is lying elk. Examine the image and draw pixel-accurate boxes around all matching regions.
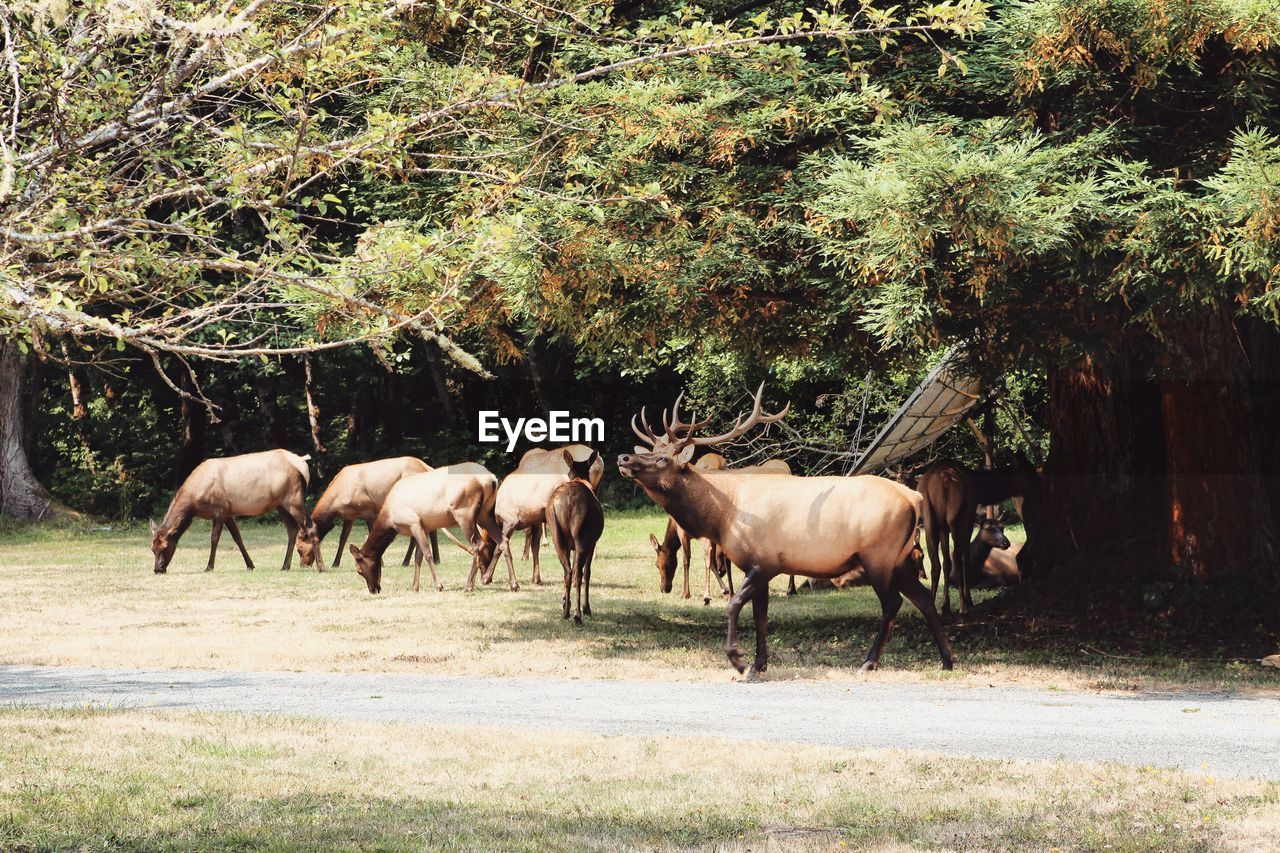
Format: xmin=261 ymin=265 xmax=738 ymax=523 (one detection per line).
xmin=973 ymin=456 xmax=1041 ymax=580
xmin=150 ymin=449 xmax=324 ymax=574
xmin=968 ymin=511 xmax=1019 ymax=588
xmin=546 ymin=450 xmax=604 ymax=624
xmin=348 ymin=462 xmax=505 ymax=594
xmin=620 ymin=385 xmax=951 ymax=678
xmin=303 ymin=457 xmax=440 ymax=570
xmin=493 ymin=444 xmax=604 ymax=586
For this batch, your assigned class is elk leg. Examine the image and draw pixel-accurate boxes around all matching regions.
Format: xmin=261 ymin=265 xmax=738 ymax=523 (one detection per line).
xmin=430 ymin=530 xmax=441 ymax=564
xmin=496 ymin=523 xmax=521 ymax=592
xmin=226 ymin=518 xmax=254 ymax=570
xmin=411 ymin=526 xmax=442 ymax=592
xmin=678 ymin=533 xmax=691 ymax=600
xmin=924 ymin=519 xmax=943 ymax=608
xmin=278 ymin=509 xmax=298 ymax=571
xmin=582 ymin=548 xmax=593 ymax=617
xmin=786 ymin=575 xmax=797 ymax=596
xmin=938 ymin=525 xmax=954 ymax=617
xmin=955 ymin=515 xmax=977 ymax=615
xmin=703 ymin=540 xmax=719 ymax=607
xmin=725 ymin=553 xmax=735 ymax=597
xmin=207 ymin=516 xmax=224 ymax=572
xmin=898 ymin=571 xmax=954 ymax=671
xmin=572 ymin=545 xmax=585 ymax=625
xmin=456 ymin=513 xmax=485 ymax=593
xmin=725 ymin=569 xmax=760 ymax=674
xmin=401 ymin=538 xmax=416 ymax=567
xmin=529 ymin=523 xmax=543 ymax=585
xmin=747 ymin=579 xmax=770 ymax=680
xmin=860 ymin=586 xmax=903 ymax=672
xmin=332 ymin=519 xmax=354 ymax=568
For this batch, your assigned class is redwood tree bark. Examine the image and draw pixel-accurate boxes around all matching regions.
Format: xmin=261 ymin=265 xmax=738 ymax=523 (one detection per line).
xmin=0 ymin=339 xmax=54 ymax=519
xmin=1159 ymin=305 xmax=1278 ymax=582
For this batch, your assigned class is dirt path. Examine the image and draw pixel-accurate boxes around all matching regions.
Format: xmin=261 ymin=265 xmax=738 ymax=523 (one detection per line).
xmin=2 ymin=664 xmax=1277 ymax=779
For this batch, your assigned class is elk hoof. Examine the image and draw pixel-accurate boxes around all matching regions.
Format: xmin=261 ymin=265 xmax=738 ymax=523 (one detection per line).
xmin=727 ymin=650 xmax=746 ymax=674
xmin=860 ymin=661 xmax=879 ymax=672
xmin=941 ymin=658 xmax=954 ymax=671
xmin=509 ymin=582 xmax=520 ymax=592
xmin=153 ymin=568 xmax=166 ymax=575
xmin=742 ymin=668 xmax=762 ymax=683
xmin=702 ymin=597 xmax=711 ymax=606
xmin=204 ymin=567 xmax=214 ymax=572
xmin=436 ymin=584 xmax=444 ymax=592
xmin=583 ymin=605 xmax=591 ymax=616
xmin=573 ymin=615 xmax=582 ymax=626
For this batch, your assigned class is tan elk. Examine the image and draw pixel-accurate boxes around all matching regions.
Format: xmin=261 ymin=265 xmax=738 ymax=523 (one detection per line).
xmin=918 ymin=457 xmax=1041 ymax=614
xmin=150 ymin=449 xmax=324 ymax=574
xmin=620 ymin=385 xmax=951 ymax=678
xmin=546 ymin=449 xmax=604 ymax=624
xmin=916 ymin=459 xmax=978 ymax=616
xmin=302 ymin=457 xmax=439 ymax=570
xmin=348 ymin=462 xmax=506 ymax=594
xmin=492 ymin=444 xmax=603 ymax=586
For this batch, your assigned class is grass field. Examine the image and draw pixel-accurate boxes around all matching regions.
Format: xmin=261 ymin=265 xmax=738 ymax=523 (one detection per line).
xmin=0 ymin=706 xmax=1275 ymax=851
xmin=0 ymin=511 xmax=1275 ymax=692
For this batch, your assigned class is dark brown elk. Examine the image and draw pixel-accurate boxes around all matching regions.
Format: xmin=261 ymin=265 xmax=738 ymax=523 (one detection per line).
xmin=348 ymin=462 xmax=505 ymax=594
xmin=620 ymin=385 xmax=951 ymax=678
xmin=972 ymin=456 xmax=1042 ymax=579
xmin=150 ymin=449 xmax=324 ymax=574
xmin=649 ymin=452 xmax=724 ymax=600
xmin=302 ymin=457 xmax=439 ymax=569
xmin=546 ymin=449 xmax=604 ymax=624
xmin=916 ymin=459 xmax=978 ymax=616
xmin=492 ymin=444 xmax=603 ymax=587
xmin=517 ymin=445 xmax=605 ymax=563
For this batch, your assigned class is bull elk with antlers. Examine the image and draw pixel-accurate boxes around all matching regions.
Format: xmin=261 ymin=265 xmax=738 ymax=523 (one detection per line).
xmin=620 ymin=385 xmax=952 ymax=678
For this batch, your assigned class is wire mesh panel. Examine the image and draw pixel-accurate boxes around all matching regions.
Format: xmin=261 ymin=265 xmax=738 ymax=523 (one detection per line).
xmin=851 ymin=349 xmax=983 ymax=474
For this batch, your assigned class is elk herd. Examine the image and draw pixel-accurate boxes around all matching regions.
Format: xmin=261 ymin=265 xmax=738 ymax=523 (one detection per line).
xmin=150 ymin=385 xmax=1038 ymax=676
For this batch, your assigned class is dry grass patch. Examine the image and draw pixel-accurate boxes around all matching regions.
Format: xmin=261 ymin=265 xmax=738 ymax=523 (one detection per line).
xmin=0 ymin=707 xmax=1275 ymax=851
xmin=0 ymin=513 xmax=1275 ymax=693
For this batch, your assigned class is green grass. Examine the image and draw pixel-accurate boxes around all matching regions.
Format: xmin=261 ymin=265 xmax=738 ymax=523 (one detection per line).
xmin=0 ymin=511 xmax=1274 ymax=691
xmin=0 ymin=707 xmax=1274 ymax=851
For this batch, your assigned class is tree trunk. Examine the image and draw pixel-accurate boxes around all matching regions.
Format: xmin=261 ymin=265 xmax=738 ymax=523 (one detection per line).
xmin=303 ymin=355 xmax=327 ymax=475
xmin=177 ymin=372 xmax=208 ymax=482
xmin=212 ymin=365 xmax=242 ymax=452
xmin=1040 ymin=342 xmax=1164 ymax=577
xmin=1159 ymin=305 xmax=1278 ymax=582
xmin=424 ymin=340 xmax=457 ymax=428
xmin=0 ymin=340 xmax=54 ymax=519
xmin=255 ymin=373 xmax=288 ymax=448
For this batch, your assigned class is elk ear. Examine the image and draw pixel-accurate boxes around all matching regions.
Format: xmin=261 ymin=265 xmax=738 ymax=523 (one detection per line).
xmin=649 ymin=533 xmax=660 ymax=552
xmin=563 ymin=448 xmax=575 ymax=467
xmin=149 ymin=519 xmax=159 ymax=535
xmin=634 ymin=445 xmax=650 ymax=455
xmin=348 ymin=544 xmax=361 ymax=559
xmin=675 ymin=444 xmax=695 ymax=465
xmin=587 ymin=449 xmax=599 ymax=467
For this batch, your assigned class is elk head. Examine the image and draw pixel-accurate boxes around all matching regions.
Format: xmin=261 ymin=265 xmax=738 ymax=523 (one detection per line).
xmin=650 ymin=530 xmax=678 ymax=593
xmin=618 ymin=382 xmax=789 ymax=501
xmin=149 ymin=519 xmax=176 ymax=574
xmin=349 ymin=544 xmax=382 ymax=594
xmin=974 ymin=511 xmax=1011 ymax=551
xmin=564 ymin=448 xmax=600 ymax=489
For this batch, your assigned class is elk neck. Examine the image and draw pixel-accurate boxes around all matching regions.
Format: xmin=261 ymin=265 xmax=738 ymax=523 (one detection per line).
xmin=158 ymin=492 xmax=196 ymax=538
xmin=656 ymin=468 xmax=726 ymax=542
xmin=361 ymin=514 xmax=399 ymax=561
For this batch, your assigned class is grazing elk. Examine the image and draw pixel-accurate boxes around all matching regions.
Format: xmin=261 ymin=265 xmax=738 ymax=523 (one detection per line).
xmin=150 ymin=449 xmax=324 ymax=574
xmin=546 ymin=449 xmax=604 ymax=624
xmin=620 ymin=385 xmax=951 ymax=678
xmin=649 ymin=455 xmax=798 ymax=605
xmin=916 ymin=459 xmax=978 ymax=616
xmin=492 ymin=444 xmax=603 ymax=586
xmin=348 ymin=462 xmax=506 ymax=594
xmin=302 ymin=457 xmax=440 ymax=569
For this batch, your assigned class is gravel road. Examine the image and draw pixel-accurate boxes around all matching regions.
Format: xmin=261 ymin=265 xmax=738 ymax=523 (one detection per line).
xmin=2 ymin=664 xmax=1276 ymax=779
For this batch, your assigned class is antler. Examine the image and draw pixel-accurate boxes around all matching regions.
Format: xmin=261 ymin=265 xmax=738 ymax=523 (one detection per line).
xmin=681 ymin=382 xmax=789 ymax=448
xmin=668 ymin=391 xmax=711 ymax=437
xmin=631 ymin=406 xmax=660 ymax=447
